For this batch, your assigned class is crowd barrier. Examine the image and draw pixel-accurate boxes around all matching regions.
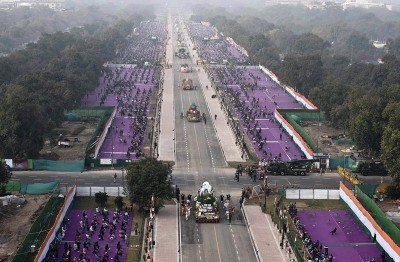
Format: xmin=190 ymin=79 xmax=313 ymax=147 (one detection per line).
xmin=285 ymin=189 xmax=340 ymax=200
xmin=12 ymin=189 xmax=63 ymax=262
xmin=60 ymin=186 xmax=127 ymax=197
xmin=279 ymin=110 xmax=319 ymax=153
xmin=34 ymin=185 xmax=77 ymax=262
xmin=355 ymin=184 xmax=400 ymax=246
xmin=274 ymin=109 xmax=313 ymax=159
xmin=94 ymin=107 xmax=117 ymax=158
xmin=340 ymin=182 xmax=400 ymax=261
xmin=259 ymin=65 xmax=317 ymax=110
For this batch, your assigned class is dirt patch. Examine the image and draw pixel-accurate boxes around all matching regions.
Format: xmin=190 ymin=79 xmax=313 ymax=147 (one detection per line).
xmin=0 ymin=194 xmax=51 ymax=261
xmin=40 ymin=119 xmax=99 ymax=161
xmin=302 ymin=121 xmax=349 ymax=158
xmin=378 ymin=199 xmax=400 ymax=212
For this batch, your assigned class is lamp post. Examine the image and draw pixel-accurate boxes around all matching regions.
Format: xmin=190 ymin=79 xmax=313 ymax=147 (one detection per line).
xmin=111 ymin=125 xmax=114 ymax=169
xmin=264 ymin=176 xmax=268 ymax=211
xmin=122 ymin=166 xmax=127 ymax=195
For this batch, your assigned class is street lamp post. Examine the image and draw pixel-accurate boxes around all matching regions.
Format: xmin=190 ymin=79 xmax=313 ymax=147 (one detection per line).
xmin=264 ymin=176 xmax=268 ymax=211
xmin=111 ymin=125 xmax=114 ymax=169
xmin=122 ymin=166 xmax=127 ymax=195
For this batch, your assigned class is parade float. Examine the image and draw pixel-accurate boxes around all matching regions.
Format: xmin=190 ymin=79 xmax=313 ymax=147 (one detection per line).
xmin=181 ymin=78 xmax=195 ymax=90
xmin=186 ymin=103 xmax=202 ymax=122
xmin=194 ymin=181 xmax=220 ymax=223
xmin=180 ymin=63 xmax=191 ymax=73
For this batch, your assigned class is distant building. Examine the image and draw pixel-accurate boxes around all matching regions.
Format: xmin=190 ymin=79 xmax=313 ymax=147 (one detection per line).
xmin=305 ymin=1 xmax=342 ymax=9
xmin=372 ymin=40 xmax=386 ymax=49
xmin=265 ymin=0 xmax=302 ymax=6
xmin=0 ymin=0 xmax=65 ymax=10
xmin=342 ymin=0 xmax=391 ymax=10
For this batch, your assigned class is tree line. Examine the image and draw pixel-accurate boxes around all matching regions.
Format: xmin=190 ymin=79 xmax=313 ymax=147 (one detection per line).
xmin=0 ymin=20 xmax=133 ymax=159
xmin=190 ymin=8 xmax=400 ymax=187
xmin=0 ymin=3 xmax=155 ymax=54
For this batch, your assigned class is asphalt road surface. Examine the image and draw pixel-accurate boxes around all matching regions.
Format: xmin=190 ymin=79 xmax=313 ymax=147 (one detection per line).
xmin=172 ymin=19 xmax=257 ymax=262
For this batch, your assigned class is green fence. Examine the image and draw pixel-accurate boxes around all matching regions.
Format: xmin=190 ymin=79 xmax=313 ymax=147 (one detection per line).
xmin=32 ymin=159 xmax=85 ymax=172
xmin=355 ymin=185 xmax=400 ymax=246
xmin=6 ymin=180 xmax=21 ymax=192
xmin=279 ymin=109 xmax=326 ymax=121
xmin=65 ymin=106 xmax=114 ymax=118
xmin=12 ymin=190 xmax=62 ymax=262
xmin=85 ymin=108 xmax=114 ymax=158
xmin=284 ymin=113 xmax=319 ymax=152
xmin=357 ymin=184 xmax=378 ymax=198
xmin=278 ymin=109 xmax=326 ymax=153
xmin=329 ymin=156 xmax=357 ymax=170
xmin=20 ymin=181 xmax=59 ymax=195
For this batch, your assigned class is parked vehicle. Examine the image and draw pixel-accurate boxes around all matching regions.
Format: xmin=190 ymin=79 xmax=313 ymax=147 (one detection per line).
xmin=357 ymin=161 xmax=388 ymax=176
xmin=266 ymin=160 xmax=314 ymax=176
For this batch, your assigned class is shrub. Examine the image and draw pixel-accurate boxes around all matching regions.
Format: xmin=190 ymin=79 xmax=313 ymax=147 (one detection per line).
xmin=95 ymin=192 xmax=109 ymax=207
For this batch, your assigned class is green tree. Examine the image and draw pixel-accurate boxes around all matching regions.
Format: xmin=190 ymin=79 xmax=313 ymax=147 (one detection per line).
xmin=0 ymin=162 xmax=12 ymax=194
xmin=348 ymin=85 xmax=400 ymax=156
xmin=380 ymin=102 xmax=400 ymax=189
xmin=114 ymin=196 xmax=124 ymax=210
xmin=126 ymin=157 xmax=173 ymax=212
xmin=95 ymin=192 xmax=109 ymax=207
xmin=290 ymin=33 xmax=329 ymax=56
xmin=279 ymin=54 xmax=324 ymax=95
xmin=387 ymin=37 xmax=400 ymax=59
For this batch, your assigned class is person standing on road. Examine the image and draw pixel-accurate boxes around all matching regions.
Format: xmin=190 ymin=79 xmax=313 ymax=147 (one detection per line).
xmin=114 ymin=173 xmax=117 ymax=183
xmin=214 ymin=114 xmax=217 ymax=120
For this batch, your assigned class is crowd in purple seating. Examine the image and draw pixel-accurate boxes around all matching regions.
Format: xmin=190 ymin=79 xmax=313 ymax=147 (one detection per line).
xmin=210 ymin=66 xmax=305 ymax=161
xmin=113 ymin=21 xmax=166 ymax=65
xmin=49 ymin=208 xmax=133 ymax=262
xmin=82 ymin=67 xmax=155 ymax=159
xmin=185 ymin=21 xmax=247 ymax=64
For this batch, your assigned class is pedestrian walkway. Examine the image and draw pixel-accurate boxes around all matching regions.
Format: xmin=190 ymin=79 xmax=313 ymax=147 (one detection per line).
xmin=158 ymin=14 xmax=175 ymax=162
xmin=153 ymin=204 xmax=179 ymax=262
xmin=182 ymin=25 xmax=243 ymax=163
xmin=243 ymin=205 xmax=292 ymax=262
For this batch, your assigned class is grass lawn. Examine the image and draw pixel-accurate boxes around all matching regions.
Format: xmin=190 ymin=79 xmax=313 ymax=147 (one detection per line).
xmin=72 ymin=196 xmax=145 ymax=262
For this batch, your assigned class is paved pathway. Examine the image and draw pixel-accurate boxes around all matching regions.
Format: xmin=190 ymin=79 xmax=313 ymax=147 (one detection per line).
xmin=153 ymin=204 xmax=179 ymax=262
xmin=243 ymin=205 xmax=292 ymax=262
xmin=158 ymin=14 xmax=175 ymax=162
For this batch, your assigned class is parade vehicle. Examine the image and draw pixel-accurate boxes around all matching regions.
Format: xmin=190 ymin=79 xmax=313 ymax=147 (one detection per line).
xmin=357 ymin=161 xmax=388 ymax=176
xmin=186 ymin=103 xmax=202 ymax=122
xmin=194 ymin=181 xmax=220 ymax=223
xmin=180 ymin=64 xmax=191 ymax=73
xmin=175 ymin=47 xmax=189 ymax=59
xmin=266 ymin=160 xmax=314 ymax=176
xmin=181 ymin=78 xmax=195 ymax=90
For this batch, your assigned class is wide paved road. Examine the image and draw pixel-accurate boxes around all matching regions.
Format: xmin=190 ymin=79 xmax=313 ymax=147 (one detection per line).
xmin=171 ymin=18 xmax=257 ymax=262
